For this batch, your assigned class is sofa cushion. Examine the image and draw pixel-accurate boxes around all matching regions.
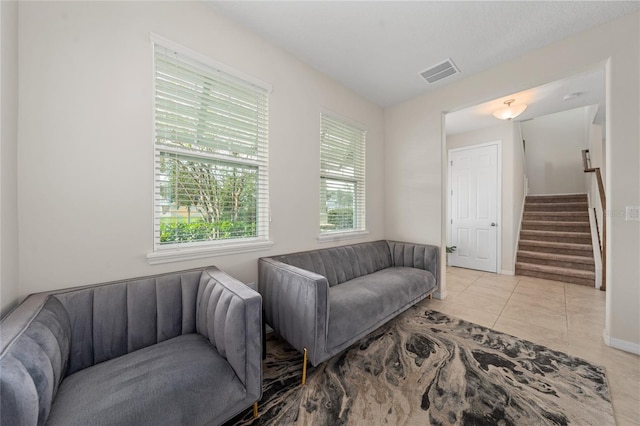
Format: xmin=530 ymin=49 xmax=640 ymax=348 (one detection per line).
xmin=273 ymin=240 xmax=392 ymax=287
xmin=326 ymin=267 xmax=436 ymax=351
xmin=46 ymin=333 xmax=246 ymax=426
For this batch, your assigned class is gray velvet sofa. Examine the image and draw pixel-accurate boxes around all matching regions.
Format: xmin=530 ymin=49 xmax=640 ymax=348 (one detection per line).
xmin=0 ymin=266 xmax=262 ymax=426
xmin=258 ymin=240 xmax=439 ymax=367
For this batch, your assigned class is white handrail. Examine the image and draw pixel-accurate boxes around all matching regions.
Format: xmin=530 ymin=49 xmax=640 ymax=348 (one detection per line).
xmin=582 ymin=149 xmax=606 ymax=291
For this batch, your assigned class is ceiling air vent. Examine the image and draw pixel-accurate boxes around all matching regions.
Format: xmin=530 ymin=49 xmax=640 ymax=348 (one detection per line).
xmin=419 ymin=58 xmax=459 ymax=83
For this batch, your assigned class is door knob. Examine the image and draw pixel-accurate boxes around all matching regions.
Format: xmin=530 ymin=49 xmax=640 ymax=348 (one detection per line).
xmin=490 ymin=222 xmax=497 ymax=227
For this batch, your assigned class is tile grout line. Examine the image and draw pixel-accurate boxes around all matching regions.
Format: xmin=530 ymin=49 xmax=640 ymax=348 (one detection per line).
xmin=447 ymin=271 xmax=483 ymax=297
xmin=449 ymin=269 xmax=575 ymax=335
xmin=564 ymin=282 xmax=570 ymax=334
xmin=491 ymin=276 xmax=519 ymax=329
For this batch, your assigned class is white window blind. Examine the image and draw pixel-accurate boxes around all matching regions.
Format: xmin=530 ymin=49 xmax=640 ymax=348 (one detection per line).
xmin=320 ymin=113 xmax=366 ymax=234
xmin=153 ymin=42 xmax=269 ymax=251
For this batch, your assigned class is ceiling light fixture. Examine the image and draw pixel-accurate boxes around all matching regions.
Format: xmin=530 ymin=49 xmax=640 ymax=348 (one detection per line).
xmin=492 ymin=99 xmax=527 ymax=120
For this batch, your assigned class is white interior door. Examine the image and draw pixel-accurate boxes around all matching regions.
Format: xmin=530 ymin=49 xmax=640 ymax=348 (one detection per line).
xmin=449 ymin=143 xmax=499 ymax=273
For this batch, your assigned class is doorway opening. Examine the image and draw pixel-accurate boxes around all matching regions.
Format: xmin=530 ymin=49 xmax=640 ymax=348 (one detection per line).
xmin=443 ymin=66 xmax=605 ymax=281
xmin=448 ymin=142 xmax=501 ymax=273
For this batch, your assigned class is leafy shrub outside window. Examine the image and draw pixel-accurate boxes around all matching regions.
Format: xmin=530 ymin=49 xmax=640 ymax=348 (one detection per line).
xmin=327 ymin=208 xmax=354 ymax=230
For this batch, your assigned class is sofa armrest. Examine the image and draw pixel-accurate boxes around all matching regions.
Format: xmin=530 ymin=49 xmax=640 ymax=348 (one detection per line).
xmin=196 ymin=267 xmax=262 ymax=401
xmin=258 ymin=258 xmax=330 ymax=365
xmin=1 ymin=295 xmax=72 ymax=426
xmin=387 ymin=241 xmax=440 ymax=286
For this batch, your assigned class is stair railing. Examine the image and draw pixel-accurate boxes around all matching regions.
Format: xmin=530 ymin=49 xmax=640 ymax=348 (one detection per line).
xmin=582 ymin=149 xmax=606 ymax=291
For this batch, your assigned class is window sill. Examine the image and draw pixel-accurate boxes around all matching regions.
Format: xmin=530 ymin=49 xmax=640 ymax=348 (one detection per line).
xmin=147 ymin=239 xmax=274 ymax=265
xmin=316 ymin=230 xmax=369 ymax=243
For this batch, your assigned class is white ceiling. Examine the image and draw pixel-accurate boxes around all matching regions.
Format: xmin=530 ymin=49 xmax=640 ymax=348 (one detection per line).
xmin=445 ymin=67 xmax=605 ymax=135
xmin=210 ymin=1 xmax=638 ymax=109
xmin=208 ymin=0 xmax=640 ymax=134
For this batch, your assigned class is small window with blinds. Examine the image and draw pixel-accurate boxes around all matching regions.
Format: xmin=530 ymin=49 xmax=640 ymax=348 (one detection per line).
xmin=152 ymin=39 xmax=270 ymax=255
xmin=320 ymin=113 xmax=366 ymax=235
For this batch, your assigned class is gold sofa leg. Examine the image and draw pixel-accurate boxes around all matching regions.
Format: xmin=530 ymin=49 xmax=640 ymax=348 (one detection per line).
xmin=428 ymin=293 xmax=432 ymax=300
xmin=253 ymin=402 xmax=258 ymax=418
xmin=301 ymin=348 xmax=308 ymax=385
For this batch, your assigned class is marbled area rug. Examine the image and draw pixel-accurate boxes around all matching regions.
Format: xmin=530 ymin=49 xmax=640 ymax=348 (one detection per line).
xmin=228 ymin=306 xmax=614 ymax=426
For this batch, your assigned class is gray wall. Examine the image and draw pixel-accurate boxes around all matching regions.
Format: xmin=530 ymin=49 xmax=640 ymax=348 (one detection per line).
xmin=16 ymin=2 xmax=386 ymax=299
xmin=521 ymin=106 xmax=590 ymax=195
xmin=1 ymin=0 xmax=19 ymax=318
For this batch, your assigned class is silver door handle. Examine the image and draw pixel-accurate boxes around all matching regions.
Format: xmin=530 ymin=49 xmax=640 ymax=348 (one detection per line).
xmin=490 ymin=222 xmax=497 ymax=227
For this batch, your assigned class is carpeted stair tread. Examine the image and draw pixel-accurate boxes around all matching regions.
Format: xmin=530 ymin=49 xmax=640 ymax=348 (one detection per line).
xmin=516 ymin=262 xmax=595 ymax=279
xmin=518 ymin=239 xmax=592 ymax=250
xmin=525 ymin=202 xmax=588 ymax=208
xmin=521 ymin=229 xmax=591 ymax=237
xmin=515 ymin=267 xmax=595 ymax=286
xmin=523 ymin=220 xmax=589 ymax=227
xmin=525 ymin=194 xmax=588 ymax=203
xmin=518 ymin=240 xmax=593 ymax=257
xmin=521 ymin=220 xmax=591 ymax=232
xmin=523 ymin=211 xmax=589 ymax=222
xmin=517 ymin=250 xmax=595 ymax=272
xmin=525 ymin=202 xmax=589 ymax=212
xmin=520 ymin=229 xmax=592 ymax=244
xmin=517 ymin=250 xmax=594 ymax=264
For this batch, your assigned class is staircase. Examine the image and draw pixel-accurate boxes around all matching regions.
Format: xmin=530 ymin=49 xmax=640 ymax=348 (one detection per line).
xmin=516 ymin=194 xmax=595 ymax=286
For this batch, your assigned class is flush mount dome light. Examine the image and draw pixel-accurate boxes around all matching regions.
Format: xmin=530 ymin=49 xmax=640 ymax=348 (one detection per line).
xmin=492 ymin=99 xmax=527 ymax=120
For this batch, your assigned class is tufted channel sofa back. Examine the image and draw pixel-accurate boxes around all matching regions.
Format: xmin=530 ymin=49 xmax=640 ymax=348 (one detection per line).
xmin=272 ymin=240 xmax=393 ymax=287
xmin=271 ymin=240 xmax=440 ymax=288
xmin=0 ymin=266 xmax=243 ymax=426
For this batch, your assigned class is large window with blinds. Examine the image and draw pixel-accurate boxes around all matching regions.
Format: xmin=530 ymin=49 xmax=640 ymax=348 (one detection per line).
xmin=320 ymin=113 xmax=366 ymax=234
xmin=152 ymin=39 xmax=270 ymax=256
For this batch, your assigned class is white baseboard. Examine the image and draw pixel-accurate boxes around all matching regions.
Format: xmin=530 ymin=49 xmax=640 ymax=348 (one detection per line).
xmin=603 ymin=329 xmax=640 ymax=355
xmin=500 ymin=269 xmax=515 ymax=276
xmin=434 ymin=290 xmax=447 ymax=300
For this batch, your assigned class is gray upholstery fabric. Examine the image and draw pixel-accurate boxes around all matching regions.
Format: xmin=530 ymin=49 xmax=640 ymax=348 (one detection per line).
xmin=387 ymin=240 xmax=440 ymax=287
xmin=0 ymin=266 xmax=262 ymax=426
xmin=52 ymin=270 xmax=202 ymax=374
xmin=46 ymin=334 xmax=245 ymax=426
xmin=259 ymin=240 xmax=440 ymax=366
xmin=258 ymin=258 xmax=330 ymax=363
xmin=272 ymin=240 xmax=392 ymax=287
xmin=196 ymin=267 xmax=263 ymax=398
xmin=327 ymin=267 xmax=436 ymax=351
xmin=0 ymin=297 xmax=71 ymax=426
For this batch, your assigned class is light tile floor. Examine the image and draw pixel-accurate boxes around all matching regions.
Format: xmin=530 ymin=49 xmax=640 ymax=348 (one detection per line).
xmin=423 ymin=266 xmax=640 ymax=425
